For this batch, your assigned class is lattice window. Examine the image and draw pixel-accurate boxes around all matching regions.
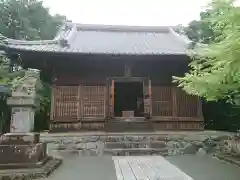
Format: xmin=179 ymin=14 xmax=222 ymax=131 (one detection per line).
xmin=82 ymin=85 xmax=105 ymax=117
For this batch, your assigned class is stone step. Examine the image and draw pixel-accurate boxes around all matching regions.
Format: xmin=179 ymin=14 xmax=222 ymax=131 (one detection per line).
xmin=105 ymin=141 xmax=167 ymax=149
xmin=105 ymin=121 xmax=153 ymax=132
xmin=105 ymin=135 xmax=168 ymax=142
xmin=104 ymin=148 xmax=169 ymax=156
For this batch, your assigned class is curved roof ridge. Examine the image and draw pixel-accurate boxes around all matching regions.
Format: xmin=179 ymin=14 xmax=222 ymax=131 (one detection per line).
xmin=63 ymin=24 xmax=78 ymax=44
xmin=66 ymin=22 xmax=172 ymax=33
xmin=0 ymin=33 xmax=59 ymax=45
xmin=169 ymin=28 xmax=192 ymax=46
xmin=54 ymin=24 xmax=68 ymax=40
xmin=2 ymin=23 xmax=190 ymax=55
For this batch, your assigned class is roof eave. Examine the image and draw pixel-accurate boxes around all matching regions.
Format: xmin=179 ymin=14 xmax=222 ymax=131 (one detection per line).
xmin=3 ymin=46 xmax=188 ymax=56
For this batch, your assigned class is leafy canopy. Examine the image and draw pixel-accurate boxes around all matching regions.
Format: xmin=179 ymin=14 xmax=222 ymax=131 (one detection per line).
xmin=0 ymin=0 xmax=67 ymax=85
xmin=0 ymin=0 xmax=66 ymax=40
xmin=174 ymin=0 xmax=240 ymax=104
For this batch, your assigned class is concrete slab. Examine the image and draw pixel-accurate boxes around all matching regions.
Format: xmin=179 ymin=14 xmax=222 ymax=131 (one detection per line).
xmin=46 ymin=156 xmax=117 ymax=180
xmin=44 ymin=155 xmax=240 ymax=180
xmin=167 ymin=155 xmax=240 ymax=180
xmin=113 ymin=156 xmax=193 ymax=180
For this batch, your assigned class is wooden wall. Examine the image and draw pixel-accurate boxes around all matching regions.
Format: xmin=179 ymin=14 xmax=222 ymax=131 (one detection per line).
xmin=49 ymin=58 xmax=204 ymax=131
xmin=51 ymin=84 xmax=202 ymax=120
xmin=51 ymin=85 xmax=106 ymax=121
xmin=151 ymin=86 xmax=202 ymax=119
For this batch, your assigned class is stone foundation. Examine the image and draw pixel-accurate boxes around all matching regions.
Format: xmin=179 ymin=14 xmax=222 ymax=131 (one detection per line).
xmin=0 ymin=133 xmax=61 ymax=179
xmin=42 ymin=132 xmax=230 ymax=158
xmin=214 ymin=134 xmax=240 ymax=167
xmin=0 ymin=143 xmax=47 ymax=169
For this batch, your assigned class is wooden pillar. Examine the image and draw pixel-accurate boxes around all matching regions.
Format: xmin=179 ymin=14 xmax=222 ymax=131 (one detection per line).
xmin=197 ymin=97 xmax=203 ymax=117
xmin=50 ymin=85 xmax=56 ymax=121
xmin=172 ymin=87 xmax=177 ymax=117
xmin=109 ymin=79 xmax=115 ymax=118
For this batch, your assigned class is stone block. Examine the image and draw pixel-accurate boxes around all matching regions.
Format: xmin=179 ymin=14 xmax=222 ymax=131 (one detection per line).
xmin=150 ymin=141 xmax=167 ymax=149
xmin=149 ymin=136 xmax=168 ymax=141
xmin=122 ymin=111 xmax=134 ymax=117
xmin=196 ymin=148 xmax=207 ymax=156
xmin=10 ymin=107 xmax=35 ymax=133
xmin=227 ymin=136 xmax=240 ymax=156
xmin=0 ymin=157 xmax=62 ymax=179
xmin=7 ymin=97 xmax=37 ymax=107
xmin=0 ymin=133 xmax=40 ymax=145
xmin=0 ymin=142 xmax=47 ymax=169
xmin=182 ymin=143 xmax=198 ymax=154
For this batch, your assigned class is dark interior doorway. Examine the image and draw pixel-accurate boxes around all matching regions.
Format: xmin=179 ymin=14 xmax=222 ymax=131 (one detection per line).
xmin=114 ymin=81 xmax=144 ymax=117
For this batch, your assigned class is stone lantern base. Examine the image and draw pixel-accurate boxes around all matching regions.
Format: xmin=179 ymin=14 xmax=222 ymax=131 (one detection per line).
xmin=0 ymin=133 xmax=62 ymax=179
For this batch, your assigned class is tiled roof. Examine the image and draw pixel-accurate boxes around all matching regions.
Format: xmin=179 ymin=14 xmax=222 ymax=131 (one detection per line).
xmin=0 ymin=23 xmax=192 ymax=55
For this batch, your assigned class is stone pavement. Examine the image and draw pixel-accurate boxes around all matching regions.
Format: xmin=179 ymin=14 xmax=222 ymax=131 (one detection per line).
xmin=43 ymin=131 xmax=240 ymax=180
xmin=113 ymin=156 xmax=193 ymax=180
xmin=167 ymin=155 xmax=240 ymax=180
xmin=46 ymin=155 xmax=240 ymax=180
xmin=46 ymin=156 xmax=117 ymax=180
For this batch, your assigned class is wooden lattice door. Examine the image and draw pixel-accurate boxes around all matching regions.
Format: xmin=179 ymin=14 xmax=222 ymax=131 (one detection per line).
xmin=143 ymin=78 xmax=152 ymax=117
xmin=52 ymin=86 xmax=79 ymax=121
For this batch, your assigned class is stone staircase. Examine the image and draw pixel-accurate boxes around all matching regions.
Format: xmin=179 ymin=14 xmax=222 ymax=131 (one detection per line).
xmin=45 ymin=134 xmax=170 ymax=157
xmin=104 ymin=139 xmax=168 ymax=156
xmin=105 ymin=119 xmax=153 ymax=132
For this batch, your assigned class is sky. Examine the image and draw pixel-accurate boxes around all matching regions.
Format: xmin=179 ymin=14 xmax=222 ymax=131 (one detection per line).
xmin=43 ymin=0 xmax=212 ymax=26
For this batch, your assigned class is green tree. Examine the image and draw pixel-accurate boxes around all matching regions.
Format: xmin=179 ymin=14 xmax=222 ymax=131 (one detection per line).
xmin=0 ymin=0 xmax=67 ymax=81
xmin=0 ymin=0 xmax=66 ymax=84
xmin=0 ymin=0 xmax=66 ymax=40
xmin=0 ymin=0 xmax=67 ymax=131
xmin=174 ymin=0 xmax=240 ymax=104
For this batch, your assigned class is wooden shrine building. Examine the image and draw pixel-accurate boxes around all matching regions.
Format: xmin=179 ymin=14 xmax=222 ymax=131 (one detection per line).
xmin=0 ymin=23 xmax=204 ymax=132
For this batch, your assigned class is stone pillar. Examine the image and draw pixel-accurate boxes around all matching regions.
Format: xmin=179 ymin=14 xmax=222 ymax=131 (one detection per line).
xmin=7 ymin=70 xmax=40 ymax=133
xmin=0 ymin=70 xmax=61 ymax=178
xmin=7 ymin=92 xmax=38 ymax=133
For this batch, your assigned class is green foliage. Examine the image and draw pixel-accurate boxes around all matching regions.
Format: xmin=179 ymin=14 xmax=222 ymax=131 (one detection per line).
xmin=183 ymin=0 xmax=236 ymax=44
xmin=34 ymin=81 xmax=51 ymax=131
xmin=0 ymin=0 xmax=66 ymax=40
xmin=0 ymin=0 xmax=67 ymax=130
xmin=203 ymin=101 xmax=240 ymax=132
xmin=0 ymin=0 xmax=66 ymax=85
xmin=0 ymin=55 xmax=25 ymax=85
xmin=0 ymin=0 xmax=66 ymax=84
xmin=174 ymin=0 xmax=240 ymax=104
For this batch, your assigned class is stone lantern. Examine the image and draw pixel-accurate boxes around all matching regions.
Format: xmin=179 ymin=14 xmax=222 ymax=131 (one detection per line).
xmin=0 ymin=70 xmax=61 ymax=179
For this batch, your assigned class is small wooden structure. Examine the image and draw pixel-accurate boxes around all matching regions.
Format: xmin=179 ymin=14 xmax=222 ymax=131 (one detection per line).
xmin=1 ymin=23 xmax=204 ymax=132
